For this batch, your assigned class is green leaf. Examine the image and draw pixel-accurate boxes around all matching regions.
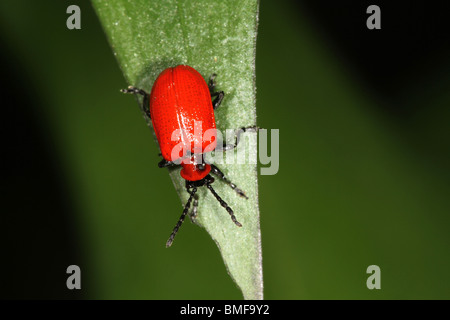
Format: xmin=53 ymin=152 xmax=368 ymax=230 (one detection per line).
xmin=92 ymin=0 xmax=262 ymax=299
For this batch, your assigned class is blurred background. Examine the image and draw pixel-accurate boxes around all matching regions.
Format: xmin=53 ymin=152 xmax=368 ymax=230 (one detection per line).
xmin=1 ymin=0 xmax=449 ymax=299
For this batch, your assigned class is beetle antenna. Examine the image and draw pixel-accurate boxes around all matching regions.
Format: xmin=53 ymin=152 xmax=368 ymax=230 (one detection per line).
xmin=209 ymin=164 xmax=248 ymax=199
xmin=189 ymin=194 xmax=199 ymax=220
xmin=166 ymin=187 xmax=197 ymax=247
xmin=206 ymin=184 xmax=242 ymax=227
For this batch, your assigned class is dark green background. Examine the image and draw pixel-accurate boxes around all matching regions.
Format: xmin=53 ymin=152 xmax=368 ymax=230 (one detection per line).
xmin=1 ymin=0 xmax=449 ymax=299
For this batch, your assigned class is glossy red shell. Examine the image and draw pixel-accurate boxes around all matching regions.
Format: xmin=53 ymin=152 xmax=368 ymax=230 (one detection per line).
xmin=180 ymin=162 xmax=211 ymax=181
xmin=149 ymin=65 xmax=217 ymax=163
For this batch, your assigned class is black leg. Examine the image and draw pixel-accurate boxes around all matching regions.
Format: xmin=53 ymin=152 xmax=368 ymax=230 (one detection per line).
xmin=210 ymin=164 xmax=248 ymax=199
xmin=166 ymin=187 xmax=198 ymax=247
xmin=216 ymin=126 xmax=259 ymax=151
xmin=158 ymin=159 xmax=177 ymax=168
xmin=211 ymin=91 xmax=224 ymax=110
xmin=208 ymin=74 xmax=225 ymax=110
xmin=121 ymin=86 xmax=151 ymax=119
xmin=208 ymin=73 xmax=217 ymax=92
xmin=206 ymin=183 xmax=242 ymax=227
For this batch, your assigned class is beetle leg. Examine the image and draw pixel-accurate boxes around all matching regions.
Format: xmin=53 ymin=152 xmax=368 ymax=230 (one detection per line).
xmin=210 ymin=164 xmax=248 ymax=199
xmin=208 ymin=73 xmax=217 ymax=91
xmin=216 ymin=126 xmax=259 ymax=151
xmin=206 ymin=183 xmax=242 ymax=227
xmin=208 ymin=74 xmax=225 ymax=110
xmin=158 ymin=159 xmax=178 ymax=168
xmin=211 ymin=91 xmax=225 ymax=110
xmin=121 ymin=86 xmax=151 ymax=119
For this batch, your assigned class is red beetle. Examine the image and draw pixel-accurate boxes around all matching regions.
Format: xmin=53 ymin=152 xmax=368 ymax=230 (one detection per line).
xmin=122 ymin=65 xmax=251 ymax=247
